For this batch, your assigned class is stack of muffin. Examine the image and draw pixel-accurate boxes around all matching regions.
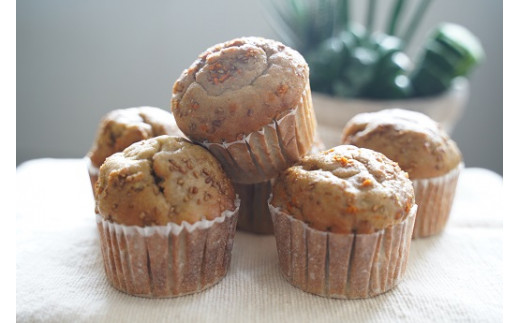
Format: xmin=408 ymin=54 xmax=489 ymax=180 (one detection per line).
xmin=87 ymin=36 xmax=462 ymax=300
xmin=170 ymin=37 xmax=318 ymax=235
xmin=89 ymin=37 xmax=320 ymax=298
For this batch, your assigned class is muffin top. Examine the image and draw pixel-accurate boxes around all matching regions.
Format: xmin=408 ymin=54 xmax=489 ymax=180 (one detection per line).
xmin=88 ymin=107 xmax=184 ymax=168
xmin=341 ymin=109 xmax=462 ymax=179
xmin=171 ymin=36 xmax=309 ymax=143
xmin=271 ymin=145 xmax=415 ymax=234
xmin=95 ymin=136 xmax=236 ymax=227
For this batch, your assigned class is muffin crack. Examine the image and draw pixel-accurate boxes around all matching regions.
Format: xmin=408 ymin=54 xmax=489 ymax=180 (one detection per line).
xmin=150 ymin=161 xmax=166 ymax=195
xmin=190 ymin=43 xmax=271 ymax=97
xmin=191 ymin=56 xmax=274 ymax=101
xmin=193 ymin=62 xmax=274 ymax=99
xmin=96 ymin=136 xmax=236 ymax=226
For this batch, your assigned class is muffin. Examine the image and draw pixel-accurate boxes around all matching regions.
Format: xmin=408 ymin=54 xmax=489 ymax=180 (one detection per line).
xmin=171 ymin=36 xmax=317 ymax=184
xmin=341 ymin=109 xmax=462 ymax=238
xmin=235 ymin=135 xmax=326 ymax=235
xmin=269 ymin=145 xmax=417 ymax=299
xmin=95 ymin=136 xmax=239 ymax=297
xmin=87 ymin=106 xmax=184 ymax=195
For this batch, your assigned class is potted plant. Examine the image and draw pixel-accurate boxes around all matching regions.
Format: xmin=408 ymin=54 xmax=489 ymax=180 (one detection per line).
xmin=266 ymin=0 xmax=484 ymax=147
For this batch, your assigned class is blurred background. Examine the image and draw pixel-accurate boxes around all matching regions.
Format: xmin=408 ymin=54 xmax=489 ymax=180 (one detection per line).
xmin=17 ymin=0 xmax=502 ymax=174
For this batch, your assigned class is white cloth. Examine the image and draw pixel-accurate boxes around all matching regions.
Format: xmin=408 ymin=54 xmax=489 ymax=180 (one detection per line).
xmin=17 ymin=159 xmax=502 ymax=322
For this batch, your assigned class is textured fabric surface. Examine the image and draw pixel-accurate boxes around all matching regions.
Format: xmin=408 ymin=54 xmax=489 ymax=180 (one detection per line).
xmin=16 ymin=159 xmax=502 ymax=322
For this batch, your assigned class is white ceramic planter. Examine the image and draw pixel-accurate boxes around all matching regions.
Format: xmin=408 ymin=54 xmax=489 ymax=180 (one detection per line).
xmin=313 ymin=77 xmax=469 ymax=148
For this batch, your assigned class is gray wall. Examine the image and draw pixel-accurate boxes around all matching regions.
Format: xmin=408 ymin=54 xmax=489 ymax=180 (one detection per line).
xmin=17 ymin=0 xmax=503 ymax=174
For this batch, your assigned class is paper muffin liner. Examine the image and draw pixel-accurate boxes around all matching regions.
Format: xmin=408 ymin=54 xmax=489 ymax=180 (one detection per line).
xmin=233 ymin=135 xmax=325 ymax=235
xmin=234 ymin=180 xmax=274 ymax=235
xmin=86 ymin=158 xmax=99 ymax=196
xmin=96 ymin=198 xmax=240 ymax=298
xmin=269 ymin=201 xmax=417 ymax=299
xmin=202 ymin=84 xmax=316 ymax=184
xmin=412 ymin=163 xmax=463 ymax=238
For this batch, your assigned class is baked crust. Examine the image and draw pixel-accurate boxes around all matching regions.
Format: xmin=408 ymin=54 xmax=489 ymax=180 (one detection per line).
xmin=271 ymin=145 xmax=415 ymax=234
xmin=171 ymin=37 xmax=309 ymax=143
xmin=341 ymin=109 xmax=462 ymax=179
xmin=88 ymin=107 xmax=184 ymax=168
xmin=95 ymin=136 xmax=236 ymax=226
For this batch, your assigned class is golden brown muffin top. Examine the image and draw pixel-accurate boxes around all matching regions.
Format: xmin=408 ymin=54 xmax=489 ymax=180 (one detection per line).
xmin=88 ymin=107 xmax=184 ymax=168
xmin=271 ymin=145 xmax=415 ymax=234
xmin=341 ymin=109 xmax=462 ymax=179
xmin=171 ymin=37 xmax=309 ymax=143
xmin=95 ymin=136 xmax=236 ymax=227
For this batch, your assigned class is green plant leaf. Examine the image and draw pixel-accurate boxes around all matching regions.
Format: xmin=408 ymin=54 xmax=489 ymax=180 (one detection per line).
xmin=433 ymin=23 xmax=485 ymax=76
xmin=401 ymin=0 xmax=432 ymax=48
xmin=307 ymin=36 xmax=346 ymax=85
xmin=364 ymin=74 xmax=412 ymax=99
xmin=387 ymin=0 xmax=407 ymax=35
xmin=370 ymin=32 xmax=404 ymax=58
xmin=264 ymin=0 xmax=305 ymax=49
xmin=411 ymin=22 xmax=484 ymax=96
xmin=341 ymin=47 xmax=378 ymax=92
xmin=335 ymin=0 xmax=350 ymax=33
xmin=411 ymin=64 xmax=453 ymax=96
xmin=267 ymin=0 xmax=481 ymax=99
xmin=365 ymin=0 xmax=378 ymax=37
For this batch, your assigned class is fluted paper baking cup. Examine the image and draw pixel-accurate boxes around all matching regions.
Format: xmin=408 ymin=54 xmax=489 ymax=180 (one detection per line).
xmin=412 ymin=163 xmax=463 ymax=238
xmin=235 ymin=180 xmax=274 ymax=234
xmin=96 ymin=198 xmax=240 ymax=298
xmin=202 ymin=84 xmax=316 ymax=184
xmin=269 ymin=202 xmax=417 ymax=299
xmin=86 ymin=158 xmax=99 ymax=197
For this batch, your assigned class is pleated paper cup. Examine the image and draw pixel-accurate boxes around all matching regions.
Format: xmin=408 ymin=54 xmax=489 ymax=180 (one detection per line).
xmin=202 ymin=85 xmax=316 ymax=184
xmin=86 ymin=158 xmax=99 ymax=197
xmin=412 ymin=163 xmax=463 ymax=238
xmin=96 ymin=199 xmax=240 ymax=298
xmin=234 ymin=180 xmax=274 ymax=234
xmin=269 ymin=202 xmax=417 ymax=299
